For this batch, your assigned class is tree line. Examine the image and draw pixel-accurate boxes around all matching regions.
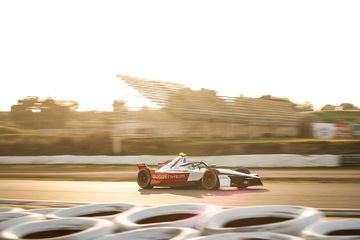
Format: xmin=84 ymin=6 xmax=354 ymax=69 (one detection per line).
xmin=7 ymin=93 xmax=360 ymax=129
xmin=321 ymin=103 xmax=360 ymax=111
xmin=10 ymin=96 xmax=78 ymax=128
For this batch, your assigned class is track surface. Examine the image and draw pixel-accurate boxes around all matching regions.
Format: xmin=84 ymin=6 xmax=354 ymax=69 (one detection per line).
xmin=0 ymin=180 xmax=359 ymax=208
xmin=1 ymin=168 xmax=359 ymax=180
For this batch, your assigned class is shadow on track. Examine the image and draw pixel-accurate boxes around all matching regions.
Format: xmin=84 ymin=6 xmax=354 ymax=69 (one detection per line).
xmin=138 ymin=187 xmax=268 ymax=199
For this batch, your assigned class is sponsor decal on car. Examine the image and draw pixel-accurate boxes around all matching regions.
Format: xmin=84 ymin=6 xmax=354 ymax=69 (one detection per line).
xmin=150 ymin=172 xmax=190 ymax=184
xmin=152 ymin=174 xmax=187 ymax=180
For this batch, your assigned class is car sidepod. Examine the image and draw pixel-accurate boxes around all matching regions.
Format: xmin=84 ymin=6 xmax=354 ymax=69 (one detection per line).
xmin=149 ymin=170 xmax=200 ymax=188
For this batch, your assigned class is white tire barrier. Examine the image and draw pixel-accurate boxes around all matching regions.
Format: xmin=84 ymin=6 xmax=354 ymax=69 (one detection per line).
xmin=95 ymin=227 xmax=199 ymax=240
xmin=27 ymin=208 xmax=63 ymax=215
xmin=0 ymin=207 xmax=23 ymax=213
xmin=198 ymin=205 xmax=322 ymax=235
xmin=189 ymin=231 xmax=304 ymax=240
xmin=0 ymin=212 xmax=44 ymax=231
xmin=114 ymin=203 xmax=221 ymax=232
xmin=302 ymin=219 xmax=360 ymax=239
xmin=0 ymin=217 xmax=114 ymax=240
xmin=47 ymin=203 xmax=137 ymax=220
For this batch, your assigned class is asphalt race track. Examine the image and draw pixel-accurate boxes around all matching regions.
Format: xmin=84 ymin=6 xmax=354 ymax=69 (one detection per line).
xmin=0 ymin=180 xmax=359 ymax=208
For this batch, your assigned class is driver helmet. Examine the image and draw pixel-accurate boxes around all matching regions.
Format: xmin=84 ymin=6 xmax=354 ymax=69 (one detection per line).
xmin=179 ymin=152 xmax=187 ymax=164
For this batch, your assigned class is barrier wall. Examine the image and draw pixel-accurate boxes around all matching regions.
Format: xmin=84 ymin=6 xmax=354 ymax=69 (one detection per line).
xmin=0 ymin=154 xmax=340 ymax=167
xmin=312 ymin=123 xmax=335 ymax=139
xmin=312 ymin=123 xmax=355 ymax=139
xmin=353 ymin=124 xmax=360 ymax=139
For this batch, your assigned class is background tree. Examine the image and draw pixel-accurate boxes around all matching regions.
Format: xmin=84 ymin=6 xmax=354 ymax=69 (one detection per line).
xmin=259 ymin=95 xmax=293 ymax=103
xmin=113 ymin=100 xmax=129 ymax=122
xmin=296 ymin=101 xmax=314 ymax=112
xmin=321 ymin=104 xmax=336 ymax=111
xmin=340 ymin=103 xmax=359 ymax=110
xmin=113 ymin=100 xmax=127 ymax=112
xmin=321 ymin=103 xmax=359 ymax=111
xmin=259 ymin=95 xmax=297 ymax=109
xmin=11 ymin=96 xmax=39 ymax=128
xmin=11 ymin=97 xmax=78 ymax=129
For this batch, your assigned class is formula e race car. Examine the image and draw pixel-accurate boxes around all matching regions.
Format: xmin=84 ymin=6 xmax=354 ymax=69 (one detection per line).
xmin=136 ymin=153 xmax=263 ymax=190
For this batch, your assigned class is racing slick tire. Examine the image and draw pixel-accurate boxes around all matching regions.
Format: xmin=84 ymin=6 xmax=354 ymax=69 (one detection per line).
xmin=188 ymin=232 xmax=304 ymax=240
xmin=235 ymin=168 xmax=251 ymax=174
xmin=197 ymin=205 xmax=322 ymax=236
xmin=0 ymin=207 xmax=23 ymax=213
xmin=302 ymin=219 xmax=360 ymax=239
xmin=26 ymin=208 xmax=63 ymax=215
xmin=47 ymin=203 xmax=137 ymax=220
xmin=114 ymin=203 xmax=220 ymax=232
xmin=95 ymin=227 xmax=199 ymax=240
xmin=201 ymin=170 xmax=219 ymax=190
xmin=137 ymin=169 xmax=153 ymax=189
xmin=0 ymin=217 xmax=114 ymax=240
xmin=0 ymin=212 xmax=45 ymax=231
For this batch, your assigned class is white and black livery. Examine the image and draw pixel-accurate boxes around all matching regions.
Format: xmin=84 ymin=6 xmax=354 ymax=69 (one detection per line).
xmin=137 ymin=153 xmax=263 ymax=190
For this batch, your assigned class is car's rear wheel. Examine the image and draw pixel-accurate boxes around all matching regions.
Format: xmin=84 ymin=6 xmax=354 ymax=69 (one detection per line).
xmin=137 ymin=169 xmax=153 ymax=189
xmin=201 ymin=170 xmax=219 ymax=190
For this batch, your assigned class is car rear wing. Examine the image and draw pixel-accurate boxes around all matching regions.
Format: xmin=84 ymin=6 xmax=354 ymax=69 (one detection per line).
xmin=136 ymin=163 xmax=149 ymax=170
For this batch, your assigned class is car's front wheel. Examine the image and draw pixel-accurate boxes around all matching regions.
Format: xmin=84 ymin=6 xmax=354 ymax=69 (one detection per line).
xmin=201 ymin=170 xmax=219 ymax=190
xmin=137 ymin=169 xmax=153 ymax=189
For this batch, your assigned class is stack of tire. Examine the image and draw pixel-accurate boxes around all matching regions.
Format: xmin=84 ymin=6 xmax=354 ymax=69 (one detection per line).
xmin=302 ymin=219 xmax=360 ymax=240
xmin=0 ymin=203 xmax=359 ymax=239
xmin=0 ymin=203 xmax=136 ymax=240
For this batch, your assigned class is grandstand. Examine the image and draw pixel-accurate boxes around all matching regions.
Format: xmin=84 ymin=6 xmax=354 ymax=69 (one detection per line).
xmin=117 ymin=75 xmax=300 ymax=137
xmin=117 ymin=75 xmax=187 ymax=106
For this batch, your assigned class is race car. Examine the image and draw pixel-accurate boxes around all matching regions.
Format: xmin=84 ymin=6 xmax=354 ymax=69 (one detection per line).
xmin=136 ymin=153 xmax=263 ymax=190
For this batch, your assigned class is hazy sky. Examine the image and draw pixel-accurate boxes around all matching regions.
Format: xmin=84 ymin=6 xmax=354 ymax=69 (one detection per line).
xmin=1 ymin=0 xmax=359 ymax=111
